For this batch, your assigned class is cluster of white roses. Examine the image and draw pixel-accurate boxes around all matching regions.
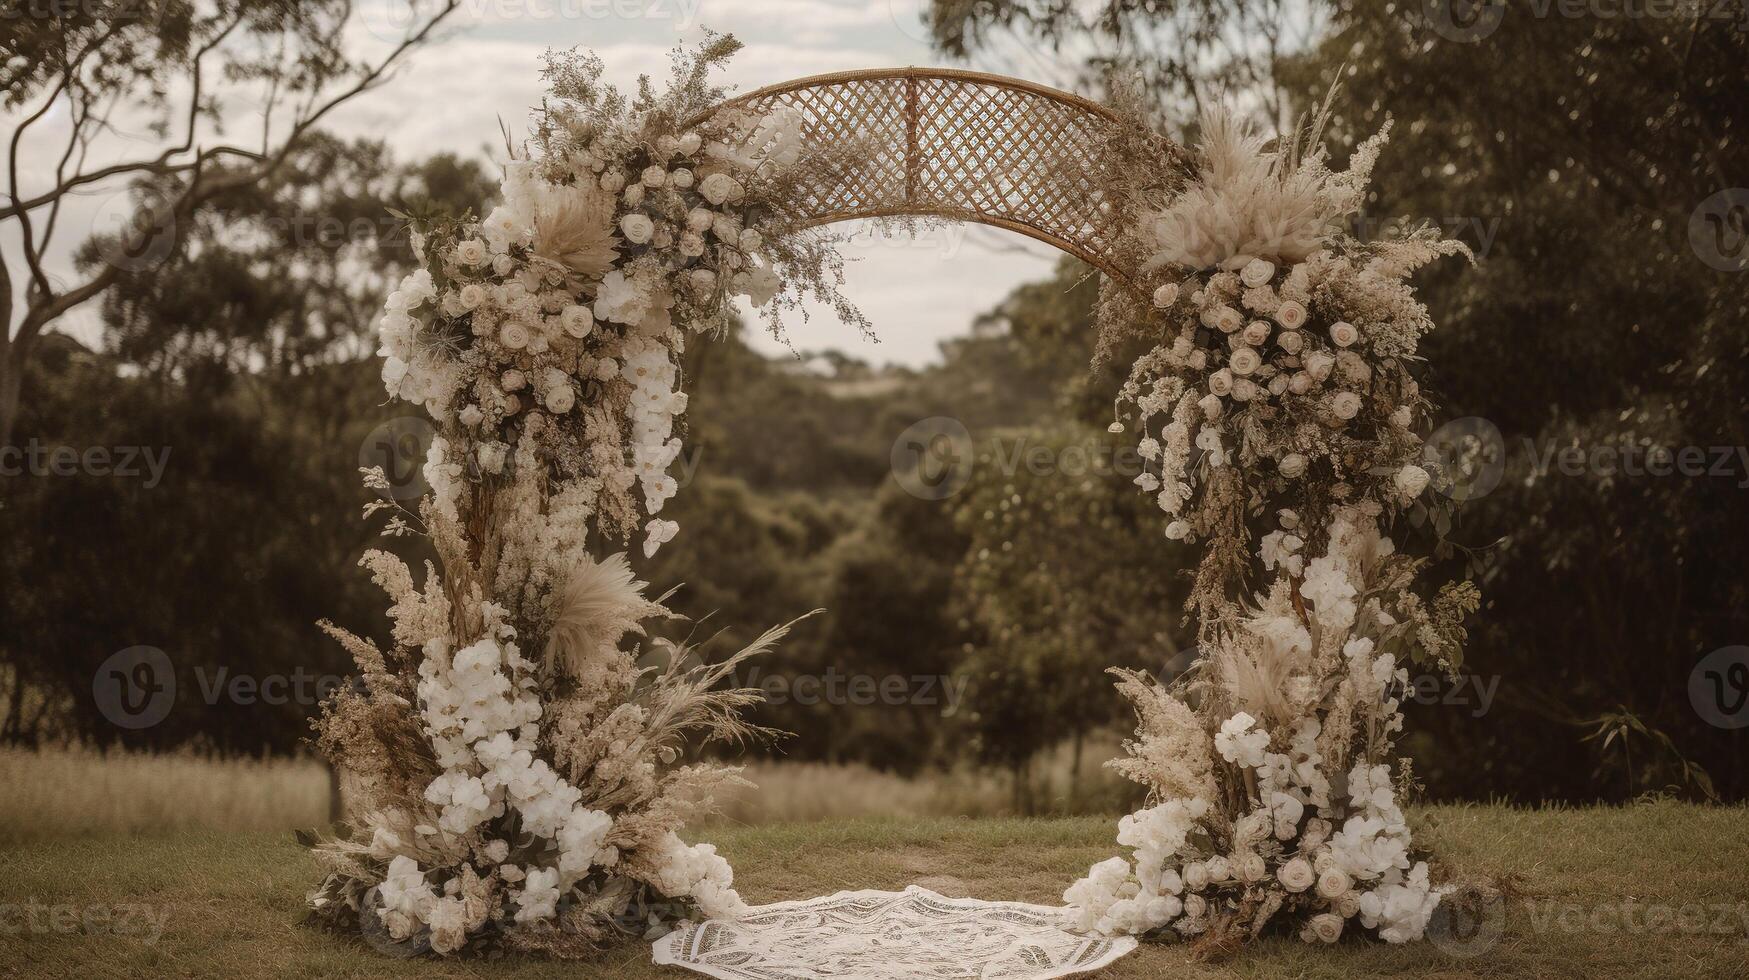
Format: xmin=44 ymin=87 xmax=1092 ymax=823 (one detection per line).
xmin=1125 ymin=254 xmax=1432 ymax=544
xmin=1115 ymin=111 xmax=1464 ymax=546
xmin=374 ymin=99 xmax=802 ymax=557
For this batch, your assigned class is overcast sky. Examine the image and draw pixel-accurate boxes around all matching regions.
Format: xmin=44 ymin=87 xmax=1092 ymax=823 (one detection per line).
xmin=9 ymin=0 xmax=1071 ymax=368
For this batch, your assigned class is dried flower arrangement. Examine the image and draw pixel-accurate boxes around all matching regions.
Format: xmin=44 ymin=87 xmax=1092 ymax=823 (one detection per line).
xmin=1066 ymin=94 xmax=1481 ymax=949
xmin=305 ymin=36 xmax=857 ymax=956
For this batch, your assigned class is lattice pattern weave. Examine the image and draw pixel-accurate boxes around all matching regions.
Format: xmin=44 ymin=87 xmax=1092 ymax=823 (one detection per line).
xmin=697 ymin=69 xmax=1187 ymax=290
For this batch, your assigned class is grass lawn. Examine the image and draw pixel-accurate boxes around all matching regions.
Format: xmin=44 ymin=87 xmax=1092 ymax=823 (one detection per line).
xmin=2 ymin=802 xmax=1745 ymax=979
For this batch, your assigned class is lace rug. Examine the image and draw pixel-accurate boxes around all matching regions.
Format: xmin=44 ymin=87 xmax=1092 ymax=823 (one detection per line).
xmin=651 ymin=885 xmax=1136 ymax=980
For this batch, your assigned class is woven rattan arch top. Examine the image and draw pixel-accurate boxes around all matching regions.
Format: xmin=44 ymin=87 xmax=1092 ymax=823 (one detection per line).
xmin=688 ymin=68 xmax=1188 ymax=292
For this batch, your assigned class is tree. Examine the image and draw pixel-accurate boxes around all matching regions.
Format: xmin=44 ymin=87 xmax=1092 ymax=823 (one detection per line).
xmin=950 ymin=422 xmax=1192 ymax=810
xmin=0 ymin=138 xmax=491 ymax=751
xmin=927 ymin=0 xmax=1325 ymax=123
xmin=926 ymin=0 xmax=1749 ymax=800
xmin=1 ymin=0 xmax=458 ymax=451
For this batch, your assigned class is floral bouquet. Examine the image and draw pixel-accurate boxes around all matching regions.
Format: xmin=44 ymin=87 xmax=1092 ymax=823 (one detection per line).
xmin=304 ymin=36 xmax=856 ymax=957
xmin=1068 ymin=97 xmax=1480 ymax=948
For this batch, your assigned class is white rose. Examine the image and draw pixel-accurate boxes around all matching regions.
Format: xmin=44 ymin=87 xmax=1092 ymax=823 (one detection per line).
xmin=458 ymin=283 xmax=487 ymax=310
xmin=1275 ymin=299 xmax=1308 ymax=329
xmin=1278 ymin=330 xmax=1304 ymax=354
xmin=1234 ymin=852 xmax=1267 ymax=883
xmin=1289 ymin=371 xmax=1314 ymax=395
xmin=560 ymin=304 xmax=594 ymax=339
xmin=640 ymin=165 xmax=667 ymax=188
xmin=1165 ymin=519 xmax=1190 ymax=541
xmin=454 ymin=239 xmax=488 ymax=266
xmin=546 ymin=382 xmax=575 ymax=414
xmin=670 ymin=168 xmax=694 ymax=189
xmin=1390 ymin=405 xmax=1413 ymax=429
xmin=492 ymin=254 xmax=515 ymax=277
xmin=1316 ymin=867 xmax=1353 ymax=900
xmin=1280 ymin=452 xmax=1309 ymax=478
xmin=1152 ymin=282 xmax=1180 ymax=308
xmin=1207 ymin=369 xmax=1233 ymax=396
xmin=738 ymin=228 xmax=763 ymax=252
xmin=699 ymin=172 xmax=739 ymax=205
xmin=1182 ymin=894 xmax=1208 ymax=921
xmin=1268 ymin=374 xmax=1289 ymax=397
xmin=1305 ymin=350 xmax=1336 ymax=381
xmin=1229 ymin=347 xmax=1261 ymax=376
xmin=1242 ymin=320 xmax=1272 ymax=346
xmin=622 ymin=184 xmax=645 ymax=206
xmin=620 ymin=213 xmax=654 ymax=244
xmin=1395 ymin=464 xmax=1431 ymax=498
xmin=1306 ymin=912 xmax=1344 ymax=944
xmin=499 ymin=322 xmax=529 ymax=350
xmin=677 ymin=132 xmax=703 ymax=156
xmin=1337 ymin=892 xmax=1363 ymax=919
xmin=458 ymin=404 xmax=483 ymax=428
xmin=1329 ymin=320 xmax=1360 ymax=347
xmin=1216 ymin=306 xmax=1244 ymax=333
xmin=1198 ymin=393 xmax=1223 ymax=420
xmin=687 ymin=207 xmax=715 ymax=232
xmin=600 ymin=170 xmax=626 ymax=193
xmin=1204 ymin=856 xmax=1232 ymax=882
xmin=1329 ymin=391 xmax=1362 ymax=420
xmin=1182 ymin=862 xmax=1210 ymax=891
xmin=679 ymin=231 xmax=706 ymax=257
xmin=1231 ymin=378 xmax=1259 ymax=402
xmin=711 ymin=213 xmax=741 ymax=242
xmin=501 ymin=368 xmax=526 ymax=391
xmin=688 ymin=268 xmax=718 ymax=296
xmin=1240 ymin=257 xmax=1277 ymax=288
xmin=1277 ymin=857 xmax=1315 ymax=893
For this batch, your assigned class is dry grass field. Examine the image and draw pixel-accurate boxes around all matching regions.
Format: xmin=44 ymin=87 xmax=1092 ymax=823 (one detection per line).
xmin=0 ymin=744 xmax=1137 ymax=841
xmin=3 ymin=749 xmax=1745 ymax=979
xmin=2 ymin=803 xmax=1746 ymax=979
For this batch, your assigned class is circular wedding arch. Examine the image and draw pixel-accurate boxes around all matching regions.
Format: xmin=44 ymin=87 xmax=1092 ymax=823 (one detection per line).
xmin=684 ymin=68 xmax=1191 ymax=295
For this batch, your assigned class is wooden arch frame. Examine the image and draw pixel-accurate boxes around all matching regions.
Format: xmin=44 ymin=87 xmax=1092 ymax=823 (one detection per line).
xmin=687 ymin=68 xmax=1189 ymax=293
